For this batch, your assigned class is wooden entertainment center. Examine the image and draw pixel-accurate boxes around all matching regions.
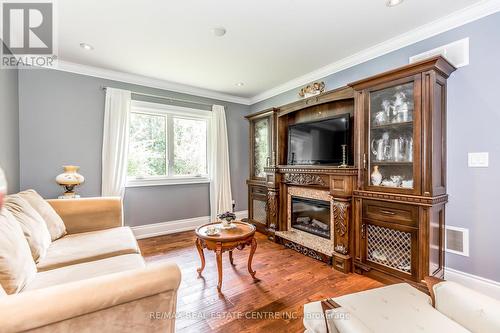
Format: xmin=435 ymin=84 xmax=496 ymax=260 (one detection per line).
xmin=245 ymin=56 xmax=456 ymax=289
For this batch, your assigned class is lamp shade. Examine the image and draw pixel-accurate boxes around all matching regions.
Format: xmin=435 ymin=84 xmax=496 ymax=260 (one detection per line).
xmin=55 ymin=166 xmax=84 ymax=199
xmin=56 ymin=166 xmax=84 ymax=186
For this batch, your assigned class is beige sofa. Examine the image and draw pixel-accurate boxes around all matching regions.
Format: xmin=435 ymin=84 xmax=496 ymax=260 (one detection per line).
xmin=303 ymin=280 xmax=500 ymax=333
xmin=0 ymin=194 xmax=181 ymax=333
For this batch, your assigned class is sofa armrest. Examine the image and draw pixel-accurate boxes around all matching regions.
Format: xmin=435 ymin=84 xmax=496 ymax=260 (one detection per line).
xmin=433 ymin=281 xmax=500 ymax=333
xmin=303 ymin=301 xmax=329 ymax=333
xmin=47 ymin=197 xmax=123 ymax=234
xmin=0 ymin=262 xmax=182 ymax=333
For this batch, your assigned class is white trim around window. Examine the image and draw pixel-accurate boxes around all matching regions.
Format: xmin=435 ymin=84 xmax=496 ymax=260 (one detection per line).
xmin=126 ymin=100 xmax=212 ymax=187
xmin=126 ymin=175 xmax=210 ymax=187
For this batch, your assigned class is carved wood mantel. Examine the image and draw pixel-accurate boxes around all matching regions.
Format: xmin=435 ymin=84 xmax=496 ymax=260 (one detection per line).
xmin=332 ymin=201 xmax=349 ymax=255
xmin=264 ymin=165 xmax=358 ymax=273
xmin=284 ymin=173 xmax=327 ymax=187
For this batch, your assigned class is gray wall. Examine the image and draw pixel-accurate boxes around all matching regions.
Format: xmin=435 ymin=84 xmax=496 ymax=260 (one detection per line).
xmin=250 ymin=12 xmax=500 ymax=282
xmin=0 ymin=66 xmax=20 ymax=193
xmin=18 ymin=69 xmax=250 ymax=226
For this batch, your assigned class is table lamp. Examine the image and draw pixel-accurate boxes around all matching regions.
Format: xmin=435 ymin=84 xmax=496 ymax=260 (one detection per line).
xmin=55 ymin=165 xmax=84 ymax=199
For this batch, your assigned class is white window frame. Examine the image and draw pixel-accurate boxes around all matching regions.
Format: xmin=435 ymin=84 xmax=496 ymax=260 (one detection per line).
xmin=126 ymin=100 xmax=212 ymax=187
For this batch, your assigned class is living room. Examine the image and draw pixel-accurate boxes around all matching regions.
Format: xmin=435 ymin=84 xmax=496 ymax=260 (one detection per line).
xmin=0 ymin=0 xmax=499 ymax=332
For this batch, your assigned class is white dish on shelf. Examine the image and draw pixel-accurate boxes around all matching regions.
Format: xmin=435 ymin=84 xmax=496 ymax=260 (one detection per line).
xmin=371 ymin=251 xmax=387 ymax=262
xmin=381 ymin=180 xmax=397 ymax=187
xmin=402 ymin=180 xmax=413 ymax=188
xmin=398 ymin=264 xmax=411 ymax=272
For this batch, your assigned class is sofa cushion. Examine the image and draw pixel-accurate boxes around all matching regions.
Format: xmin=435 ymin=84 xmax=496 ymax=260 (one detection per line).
xmin=18 ymin=190 xmax=67 ymax=241
xmin=4 ymin=195 xmax=52 ymax=263
xmin=326 ymin=308 xmax=371 ymax=333
xmin=36 ymin=227 xmax=140 ymax=272
xmin=433 ymin=281 xmax=500 ymax=333
xmin=331 ymin=283 xmax=470 ymax=333
xmin=0 ymin=209 xmax=37 ymax=294
xmin=25 ymin=254 xmax=145 ymax=291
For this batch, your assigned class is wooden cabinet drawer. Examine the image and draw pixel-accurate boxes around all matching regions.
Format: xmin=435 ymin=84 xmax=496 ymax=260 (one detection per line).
xmin=250 ymin=186 xmax=267 ymax=195
xmin=363 ymin=200 xmax=418 ymax=228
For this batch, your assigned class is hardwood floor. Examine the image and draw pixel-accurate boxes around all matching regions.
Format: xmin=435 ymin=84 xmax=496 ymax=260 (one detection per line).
xmin=139 ymin=231 xmax=383 ymax=333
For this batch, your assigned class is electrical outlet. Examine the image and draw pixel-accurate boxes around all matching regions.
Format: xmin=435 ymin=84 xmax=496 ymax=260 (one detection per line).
xmin=468 ymin=152 xmax=489 ymax=168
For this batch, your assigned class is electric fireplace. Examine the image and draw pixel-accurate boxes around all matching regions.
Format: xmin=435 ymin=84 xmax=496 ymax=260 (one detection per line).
xmin=291 ymin=196 xmax=331 ymax=239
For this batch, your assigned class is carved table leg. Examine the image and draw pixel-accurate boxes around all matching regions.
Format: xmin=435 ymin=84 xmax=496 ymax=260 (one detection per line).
xmin=195 ymin=238 xmax=205 ymax=276
xmin=216 ymin=242 xmax=223 ymax=292
xmin=247 ymin=237 xmax=257 ymax=279
xmin=229 ymin=250 xmax=234 ymax=265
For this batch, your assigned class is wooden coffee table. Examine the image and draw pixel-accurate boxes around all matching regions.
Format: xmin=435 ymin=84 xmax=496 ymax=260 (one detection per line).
xmin=195 ymin=221 xmax=257 ymax=292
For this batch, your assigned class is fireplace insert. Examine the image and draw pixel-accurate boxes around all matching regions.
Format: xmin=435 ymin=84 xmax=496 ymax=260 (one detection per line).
xmin=291 ymin=197 xmax=331 ymax=239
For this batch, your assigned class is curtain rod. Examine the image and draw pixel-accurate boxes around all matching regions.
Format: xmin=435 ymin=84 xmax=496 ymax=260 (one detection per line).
xmin=101 ymin=86 xmax=215 ymax=108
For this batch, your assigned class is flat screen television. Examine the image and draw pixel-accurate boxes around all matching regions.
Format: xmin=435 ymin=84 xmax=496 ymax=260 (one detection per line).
xmin=287 ymin=114 xmax=351 ymax=165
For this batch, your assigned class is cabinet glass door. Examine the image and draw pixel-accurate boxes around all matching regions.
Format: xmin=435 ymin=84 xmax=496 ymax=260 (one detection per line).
xmin=367 ymin=80 xmax=417 ymax=192
xmin=253 ymin=117 xmax=271 ymax=178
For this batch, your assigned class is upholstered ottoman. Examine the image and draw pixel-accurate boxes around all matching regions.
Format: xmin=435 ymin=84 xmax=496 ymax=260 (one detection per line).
xmin=303 ymin=282 xmax=500 ymax=333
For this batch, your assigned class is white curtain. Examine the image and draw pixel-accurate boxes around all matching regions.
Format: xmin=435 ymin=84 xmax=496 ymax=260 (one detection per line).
xmin=209 ymin=105 xmax=233 ymax=221
xmin=101 ymin=88 xmax=131 ymax=197
xmin=0 ymin=166 xmax=5 ymax=209
xmin=0 ymin=166 xmax=6 ymax=194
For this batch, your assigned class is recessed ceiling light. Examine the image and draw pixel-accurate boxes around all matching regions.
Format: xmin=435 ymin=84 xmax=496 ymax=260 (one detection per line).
xmin=236 ymin=82 xmax=244 ymax=87
xmin=79 ymin=42 xmax=94 ymax=51
xmin=212 ymin=27 xmax=227 ymax=37
xmin=386 ymin=0 xmax=403 ymax=7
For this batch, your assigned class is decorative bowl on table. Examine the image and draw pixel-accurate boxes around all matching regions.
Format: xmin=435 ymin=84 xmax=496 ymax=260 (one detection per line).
xmin=205 ymin=225 xmax=220 ymax=236
xmin=217 ymin=211 xmax=237 ymax=229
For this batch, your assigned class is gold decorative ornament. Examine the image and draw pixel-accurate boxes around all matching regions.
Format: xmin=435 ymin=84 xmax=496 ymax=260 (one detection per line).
xmin=298 ymin=81 xmax=325 ymax=98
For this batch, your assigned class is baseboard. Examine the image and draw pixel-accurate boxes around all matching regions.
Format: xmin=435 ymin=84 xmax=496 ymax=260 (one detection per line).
xmin=445 ymin=267 xmax=500 ymax=300
xmin=234 ymin=210 xmax=249 ymax=220
xmin=131 ymin=210 xmax=248 ymax=240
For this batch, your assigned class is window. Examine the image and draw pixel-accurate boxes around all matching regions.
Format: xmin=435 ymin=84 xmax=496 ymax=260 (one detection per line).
xmin=127 ymin=101 xmax=211 ymax=186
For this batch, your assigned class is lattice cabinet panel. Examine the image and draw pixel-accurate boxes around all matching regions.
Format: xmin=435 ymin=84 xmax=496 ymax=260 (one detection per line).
xmin=252 ymin=199 xmax=267 ymax=225
xmin=366 ymin=224 xmax=412 ymax=274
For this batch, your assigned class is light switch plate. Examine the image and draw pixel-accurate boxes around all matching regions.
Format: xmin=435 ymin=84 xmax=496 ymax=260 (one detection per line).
xmin=468 ymin=152 xmax=489 ymax=167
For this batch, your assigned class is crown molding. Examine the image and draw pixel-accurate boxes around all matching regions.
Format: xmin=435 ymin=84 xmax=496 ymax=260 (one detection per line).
xmin=37 ymin=0 xmax=499 ymax=107
xmin=249 ymin=0 xmax=500 ymax=105
xmin=45 ymin=60 xmax=252 ymax=105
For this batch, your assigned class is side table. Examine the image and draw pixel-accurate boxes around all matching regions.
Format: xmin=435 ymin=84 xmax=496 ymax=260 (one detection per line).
xmin=195 ymin=221 xmax=257 ymax=292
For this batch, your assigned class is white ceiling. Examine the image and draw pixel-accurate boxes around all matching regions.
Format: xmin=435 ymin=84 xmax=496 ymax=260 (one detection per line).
xmin=57 ymin=0 xmax=487 ymax=102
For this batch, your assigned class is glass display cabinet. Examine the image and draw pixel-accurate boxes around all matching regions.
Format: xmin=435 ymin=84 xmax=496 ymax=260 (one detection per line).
xmin=351 ymin=56 xmax=456 ymax=288
xmin=253 ymin=117 xmax=271 ymax=178
xmin=360 ymin=75 xmax=423 ymax=280
xmin=365 ymin=76 xmax=421 ymax=195
xmin=245 ymin=108 xmax=277 ymax=234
